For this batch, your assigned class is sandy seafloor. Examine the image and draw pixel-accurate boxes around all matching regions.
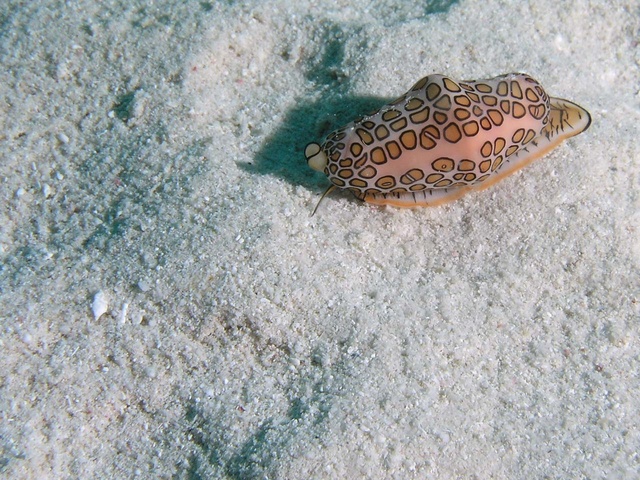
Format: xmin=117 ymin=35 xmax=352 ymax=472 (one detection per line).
xmin=1 ymin=0 xmax=639 ymax=478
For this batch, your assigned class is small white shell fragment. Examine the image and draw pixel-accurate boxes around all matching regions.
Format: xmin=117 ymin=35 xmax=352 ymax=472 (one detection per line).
xmin=92 ymin=291 xmax=109 ymax=320
xmin=119 ymin=302 xmax=129 ymax=325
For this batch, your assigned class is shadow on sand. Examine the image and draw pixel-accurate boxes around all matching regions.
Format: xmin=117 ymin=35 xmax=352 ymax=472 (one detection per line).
xmin=242 ymin=23 xmax=391 ymax=198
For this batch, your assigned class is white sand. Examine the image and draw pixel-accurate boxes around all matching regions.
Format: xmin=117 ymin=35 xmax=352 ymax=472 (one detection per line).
xmin=1 ymin=0 xmax=639 ymax=477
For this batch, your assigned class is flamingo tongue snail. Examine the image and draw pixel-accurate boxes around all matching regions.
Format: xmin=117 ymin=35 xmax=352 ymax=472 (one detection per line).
xmin=305 ymin=73 xmax=591 ymax=211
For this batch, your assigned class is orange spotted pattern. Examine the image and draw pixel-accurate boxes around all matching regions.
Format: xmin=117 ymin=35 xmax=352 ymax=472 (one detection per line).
xmin=306 ymin=73 xmax=591 ymax=208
